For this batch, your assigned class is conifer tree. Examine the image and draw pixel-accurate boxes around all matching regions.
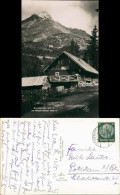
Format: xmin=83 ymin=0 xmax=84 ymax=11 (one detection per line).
xmin=84 ymin=25 xmax=99 ymax=70
xmin=70 ymin=39 xmax=80 ymax=57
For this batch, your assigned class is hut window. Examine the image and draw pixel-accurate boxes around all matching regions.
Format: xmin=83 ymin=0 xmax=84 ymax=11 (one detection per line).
xmin=61 ymin=66 xmax=69 ymax=70
xmin=55 ymin=72 xmax=59 ymax=76
xmin=61 ymin=66 xmax=66 ymax=70
xmin=58 ymin=60 xmax=61 ymax=65
xmin=65 ymin=59 xmax=70 ymax=64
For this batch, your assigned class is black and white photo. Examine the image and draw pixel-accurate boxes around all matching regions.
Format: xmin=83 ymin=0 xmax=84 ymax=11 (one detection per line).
xmin=21 ymin=0 xmax=99 ymax=117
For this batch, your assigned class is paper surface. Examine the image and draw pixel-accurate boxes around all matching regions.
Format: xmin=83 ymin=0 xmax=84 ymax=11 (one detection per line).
xmin=1 ymin=118 xmax=120 ymax=194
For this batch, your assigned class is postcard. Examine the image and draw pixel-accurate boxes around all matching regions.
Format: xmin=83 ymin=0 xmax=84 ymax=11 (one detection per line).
xmin=1 ymin=118 xmax=120 ymax=194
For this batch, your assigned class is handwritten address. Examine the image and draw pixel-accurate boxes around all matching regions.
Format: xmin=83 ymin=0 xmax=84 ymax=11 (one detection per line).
xmin=66 ymin=144 xmax=120 ymax=185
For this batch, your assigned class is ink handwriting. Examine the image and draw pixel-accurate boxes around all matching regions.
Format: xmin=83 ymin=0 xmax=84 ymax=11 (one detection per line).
xmin=1 ymin=119 xmax=60 ymax=194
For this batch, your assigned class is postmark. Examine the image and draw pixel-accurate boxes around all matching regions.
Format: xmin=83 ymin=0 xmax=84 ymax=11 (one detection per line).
xmin=92 ymin=122 xmax=115 ymax=148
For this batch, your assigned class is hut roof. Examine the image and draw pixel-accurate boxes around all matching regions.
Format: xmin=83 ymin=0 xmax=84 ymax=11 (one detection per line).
xmin=22 ymin=76 xmax=48 ymax=87
xmin=44 ymin=51 xmax=98 ymax=75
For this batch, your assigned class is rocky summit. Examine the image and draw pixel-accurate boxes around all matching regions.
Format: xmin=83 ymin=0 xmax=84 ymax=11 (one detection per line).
xmin=22 ymin=11 xmax=90 ymax=50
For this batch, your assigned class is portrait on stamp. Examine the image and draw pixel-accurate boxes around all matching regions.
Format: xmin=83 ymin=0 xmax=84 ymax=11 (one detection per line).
xmin=98 ymin=123 xmax=115 ymax=142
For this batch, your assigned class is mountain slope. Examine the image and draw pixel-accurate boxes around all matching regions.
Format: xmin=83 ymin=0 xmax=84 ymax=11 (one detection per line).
xmin=22 ymin=12 xmax=90 ymax=50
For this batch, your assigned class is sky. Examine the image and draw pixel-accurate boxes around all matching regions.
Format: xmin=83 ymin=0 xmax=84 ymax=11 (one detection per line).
xmin=22 ymin=0 xmax=99 ymax=35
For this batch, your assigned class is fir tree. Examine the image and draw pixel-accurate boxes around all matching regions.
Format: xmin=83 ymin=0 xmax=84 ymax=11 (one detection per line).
xmin=70 ymin=39 xmax=80 ymax=57
xmin=84 ymin=25 xmax=99 ymax=70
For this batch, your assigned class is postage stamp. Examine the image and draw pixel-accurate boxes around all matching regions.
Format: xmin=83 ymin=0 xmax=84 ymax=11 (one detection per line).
xmin=98 ymin=123 xmax=115 ymax=142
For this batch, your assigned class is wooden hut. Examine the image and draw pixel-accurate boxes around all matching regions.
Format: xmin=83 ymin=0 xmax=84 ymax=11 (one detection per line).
xmin=44 ymin=51 xmax=98 ymax=91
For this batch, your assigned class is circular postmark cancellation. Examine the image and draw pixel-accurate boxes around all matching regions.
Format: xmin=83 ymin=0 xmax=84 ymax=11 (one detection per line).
xmin=92 ymin=123 xmax=115 ymax=148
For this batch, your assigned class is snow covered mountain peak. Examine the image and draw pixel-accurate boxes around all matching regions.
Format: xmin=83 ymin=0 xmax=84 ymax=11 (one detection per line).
xmin=36 ymin=11 xmax=52 ymax=20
